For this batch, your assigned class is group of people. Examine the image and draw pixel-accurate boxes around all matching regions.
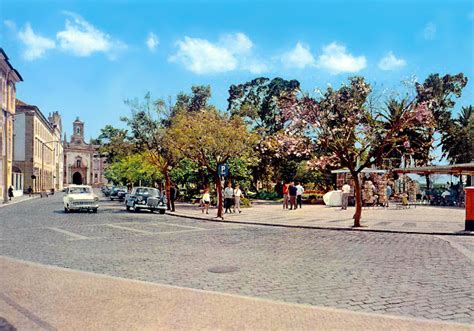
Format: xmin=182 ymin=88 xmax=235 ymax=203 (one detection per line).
xmin=200 ymin=182 xmax=244 ymax=214
xmin=339 ymin=180 xmax=393 ymax=209
xmin=282 ymin=182 xmax=304 ymax=210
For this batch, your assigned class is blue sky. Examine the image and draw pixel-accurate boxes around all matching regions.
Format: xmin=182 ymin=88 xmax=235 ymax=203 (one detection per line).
xmin=1 ymin=0 xmax=473 ymax=141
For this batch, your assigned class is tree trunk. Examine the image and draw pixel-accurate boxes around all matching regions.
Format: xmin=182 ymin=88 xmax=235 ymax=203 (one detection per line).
xmin=214 ymin=172 xmax=223 ymax=219
xmin=164 ymin=170 xmax=171 ymax=211
xmin=352 ymin=172 xmax=362 ymax=227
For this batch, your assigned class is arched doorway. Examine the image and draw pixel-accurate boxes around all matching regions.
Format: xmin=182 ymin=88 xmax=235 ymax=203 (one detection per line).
xmin=72 ymin=172 xmax=83 ymax=185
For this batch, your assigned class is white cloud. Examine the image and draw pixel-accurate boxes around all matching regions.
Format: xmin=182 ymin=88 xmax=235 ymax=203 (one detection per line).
xmin=169 ymin=33 xmax=267 ymax=74
xmin=4 ymin=20 xmax=16 ymax=30
xmin=18 ymin=23 xmax=56 ymax=60
xmin=56 ymin=12 xmax=126 ymax=59
xmin=146 ymin=32 xmax=159 ymax=52
xmin=378 ymin=51 xmax=406 ymax=71
xmin=281 ymin=42 xmax=315 ymax=69
xmin=220 ymin=32 xmax=253 ymax=55
xmin=317 ymin=42 xmax=366 ymax=74
xmin=423 ymin=23 xmax=436 ymax=40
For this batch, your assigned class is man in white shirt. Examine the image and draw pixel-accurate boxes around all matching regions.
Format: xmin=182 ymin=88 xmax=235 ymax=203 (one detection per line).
xmin=341 ymin=182 xmax=351 ymax=210
xmin=295 ymin=182 xmax=304 ymax=209
xmin=224 ymin=183 xmax=234 ymax=213
xmin=233 ymin=184 xmax=244 ymax=213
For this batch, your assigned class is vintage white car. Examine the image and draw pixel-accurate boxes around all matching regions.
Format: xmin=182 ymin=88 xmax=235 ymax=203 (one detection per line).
xmin=63 ymin=185 xmax=99 ymax=213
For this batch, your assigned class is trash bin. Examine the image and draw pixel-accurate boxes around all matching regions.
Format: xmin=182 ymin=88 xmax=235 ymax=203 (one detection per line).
xmin=465 ymin=187 xmax=474 ymax=231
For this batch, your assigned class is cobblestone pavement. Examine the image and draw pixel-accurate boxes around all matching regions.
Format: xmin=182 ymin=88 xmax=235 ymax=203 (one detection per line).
xmin=0 ymin=194 xmax=473 ymax=325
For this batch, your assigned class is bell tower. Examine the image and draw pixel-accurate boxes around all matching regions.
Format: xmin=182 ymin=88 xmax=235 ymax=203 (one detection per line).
xmin=72 ymin=117 xmax=84 ymax=144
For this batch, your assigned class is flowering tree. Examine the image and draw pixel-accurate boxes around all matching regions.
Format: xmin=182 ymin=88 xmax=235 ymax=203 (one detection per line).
xmin=279 ymin=77 xmax=435 ymax=227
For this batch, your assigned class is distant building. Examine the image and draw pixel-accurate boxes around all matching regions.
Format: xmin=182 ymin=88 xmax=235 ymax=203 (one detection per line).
xmin=1 ymin=48 xmax=23 ymax=202
xmin=63 ymin=118 xmax=107 ymax=187
xmin=14 ymin=100 xmax=63 ymax=194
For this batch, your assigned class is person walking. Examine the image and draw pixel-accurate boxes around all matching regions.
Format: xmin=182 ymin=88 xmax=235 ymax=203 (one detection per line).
xmin=169 ymin=183 xmax=177 ymax=212
xmin=201 ymin=188 xmax=210 ymax=214
xmin=296 ymin=182 xmax=304 ymax=209
xmin=27 ymin=186 xmax=33 ymax=197
xmin=8 ymin=186 xmax=14 ymax=201
xmin=224 ymin=182 xmax=234 ymax=214
xmin=341 ymin=182 xmax=351 ymax=210
xmin=233 ymin=184 xmax=243 ymax=214
xmin=289 ymin=182 xmax=297 ymax=210
xmin=282 ymin=182 xmax=289 ymax=209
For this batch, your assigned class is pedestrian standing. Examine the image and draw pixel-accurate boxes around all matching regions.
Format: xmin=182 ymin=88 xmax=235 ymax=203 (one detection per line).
xmin=202 ymin=188 xmax=210 ymax=214
xmin=341 ymin=182 xmax=351 ymax=210
xmin=27 ymin=186 xmax=33 ymax=197
xmin=282 ymin=183 xmax=289 ymax=209
xmin=296 ymin=182 xmax=304 ymax=209
xmin=224 ymin=182 xmax=234 ymax=213
xmin=169 ymin=183 xmax=177 ymax=212
xmin=8 ymin=186 xmax=14 ymax=201
xmin=385 ymin=185 xmax=392 ymax=208
xmin=233 ymin=184 xmax=243 ymax=213
xmin=289 ymin=182 xmax=297 ymax=210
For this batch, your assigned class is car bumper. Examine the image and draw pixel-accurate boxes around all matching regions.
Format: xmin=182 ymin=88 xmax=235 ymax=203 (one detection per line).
xmin=68 ymin=203 xmax=99 ymax=210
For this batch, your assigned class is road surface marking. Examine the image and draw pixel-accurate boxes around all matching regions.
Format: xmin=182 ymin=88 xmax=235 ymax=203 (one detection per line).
xmin=105 ymin=224 xmax=155 ymax=235
xmin=47 ymin=227 xmax=89 ymax=240
xmin=150 ymin=222 xmax=204 ymax=230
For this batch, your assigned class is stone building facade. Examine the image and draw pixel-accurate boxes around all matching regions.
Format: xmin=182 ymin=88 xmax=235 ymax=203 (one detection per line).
xmin=14 ymin=100 xmax=63 ymax=194
xmin=63 ymin=118 xmax=107 ymax=187
xmin=1 ymin=48 xmax=23 ymax=201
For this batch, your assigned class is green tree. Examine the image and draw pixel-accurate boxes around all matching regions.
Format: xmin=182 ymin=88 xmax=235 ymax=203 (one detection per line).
xmin=441 ymin=106 xmax=473 ymax=164
xmin=93 ymin=125 xmax=132 ymax=163
xmin=104 ymin=153 xmax=163 ymax=187
xmin=121 ymin=93 xmax=178 ymax=209
xmin=167 ymin=109 xmax=256 ymax=218
xmin=227 ymin=77 xmax=302 ymax=188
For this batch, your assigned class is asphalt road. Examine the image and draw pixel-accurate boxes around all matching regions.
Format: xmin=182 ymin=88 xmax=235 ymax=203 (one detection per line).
xmin=1 ymin=192 xmax=473 ymax=324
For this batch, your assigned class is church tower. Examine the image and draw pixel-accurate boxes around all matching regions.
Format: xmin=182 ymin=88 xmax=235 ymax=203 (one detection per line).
xmin=71 ymin=117 xmax=85 ymax=144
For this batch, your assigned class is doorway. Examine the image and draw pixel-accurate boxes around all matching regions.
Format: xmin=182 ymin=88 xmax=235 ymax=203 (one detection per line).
xmin=72 ymin=172 xmax=83 ymax=185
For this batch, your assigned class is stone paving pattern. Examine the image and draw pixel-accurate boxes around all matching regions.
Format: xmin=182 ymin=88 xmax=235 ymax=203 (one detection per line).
xmin=0 ymin=194 xmax=473 ymax=324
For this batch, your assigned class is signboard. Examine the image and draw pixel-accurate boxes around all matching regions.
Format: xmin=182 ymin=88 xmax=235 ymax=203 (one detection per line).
xmin=218 ymin=164 xmax=229 ymax=177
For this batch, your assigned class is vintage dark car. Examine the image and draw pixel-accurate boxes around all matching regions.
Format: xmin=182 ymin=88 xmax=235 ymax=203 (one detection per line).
xmin=125 ymin=187 xmax=167 ymax=214
xmin=110 ymin=186 xmax=127 ymax=201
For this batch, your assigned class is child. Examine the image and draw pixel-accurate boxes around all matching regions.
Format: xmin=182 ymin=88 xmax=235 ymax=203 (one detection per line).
xmin=202 ymin=188 xmax=210 ymax=214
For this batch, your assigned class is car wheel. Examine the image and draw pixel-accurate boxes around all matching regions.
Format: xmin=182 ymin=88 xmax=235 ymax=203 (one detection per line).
xmin=92 ymin=208 xmax=98 ymax=213
xmin=126 ymin=205 xmax=130 ymax=211
xmin=159 ymin=209 xmax=165 ymax=215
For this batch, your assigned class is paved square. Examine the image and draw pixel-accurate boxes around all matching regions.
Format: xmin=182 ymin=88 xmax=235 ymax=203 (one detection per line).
xmin=0 ymin=195 xmax=473 ymax=324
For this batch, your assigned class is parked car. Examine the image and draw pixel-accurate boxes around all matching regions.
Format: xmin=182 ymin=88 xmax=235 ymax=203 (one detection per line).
xmin=125 ymin=187 xmax=167 ymax=214
xmin=102 ymin=186 xmax=112 ymax=197
xmin=63 ymin=185 xmax=99 ymax=213
xmin=110 ymin=186 xmax=127 ymax=201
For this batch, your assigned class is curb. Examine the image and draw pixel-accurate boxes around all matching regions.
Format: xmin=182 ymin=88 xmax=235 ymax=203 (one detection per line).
xmin=167 ymin=210 xmax=473 ymax=237
xmin=0 ymin=195 xmax=39 ymax=208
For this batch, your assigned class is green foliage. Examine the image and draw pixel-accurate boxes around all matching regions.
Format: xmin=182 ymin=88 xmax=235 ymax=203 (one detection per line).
xmin=228 ymin=77 xmax=300 ymax=135
xmin=93 ymin=125 xmax=132 ymax=163
xmin=441 ymin=105 xmax=473 ymax=164
xmin=104 ymin=153 xmax=163 ymax=186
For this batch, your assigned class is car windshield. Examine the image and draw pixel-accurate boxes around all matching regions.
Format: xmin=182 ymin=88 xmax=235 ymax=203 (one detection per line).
xmin=132 ymin=188 xmax=159 ymax=196
xmin=69 ymin=187 xmax=91 ymax=194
